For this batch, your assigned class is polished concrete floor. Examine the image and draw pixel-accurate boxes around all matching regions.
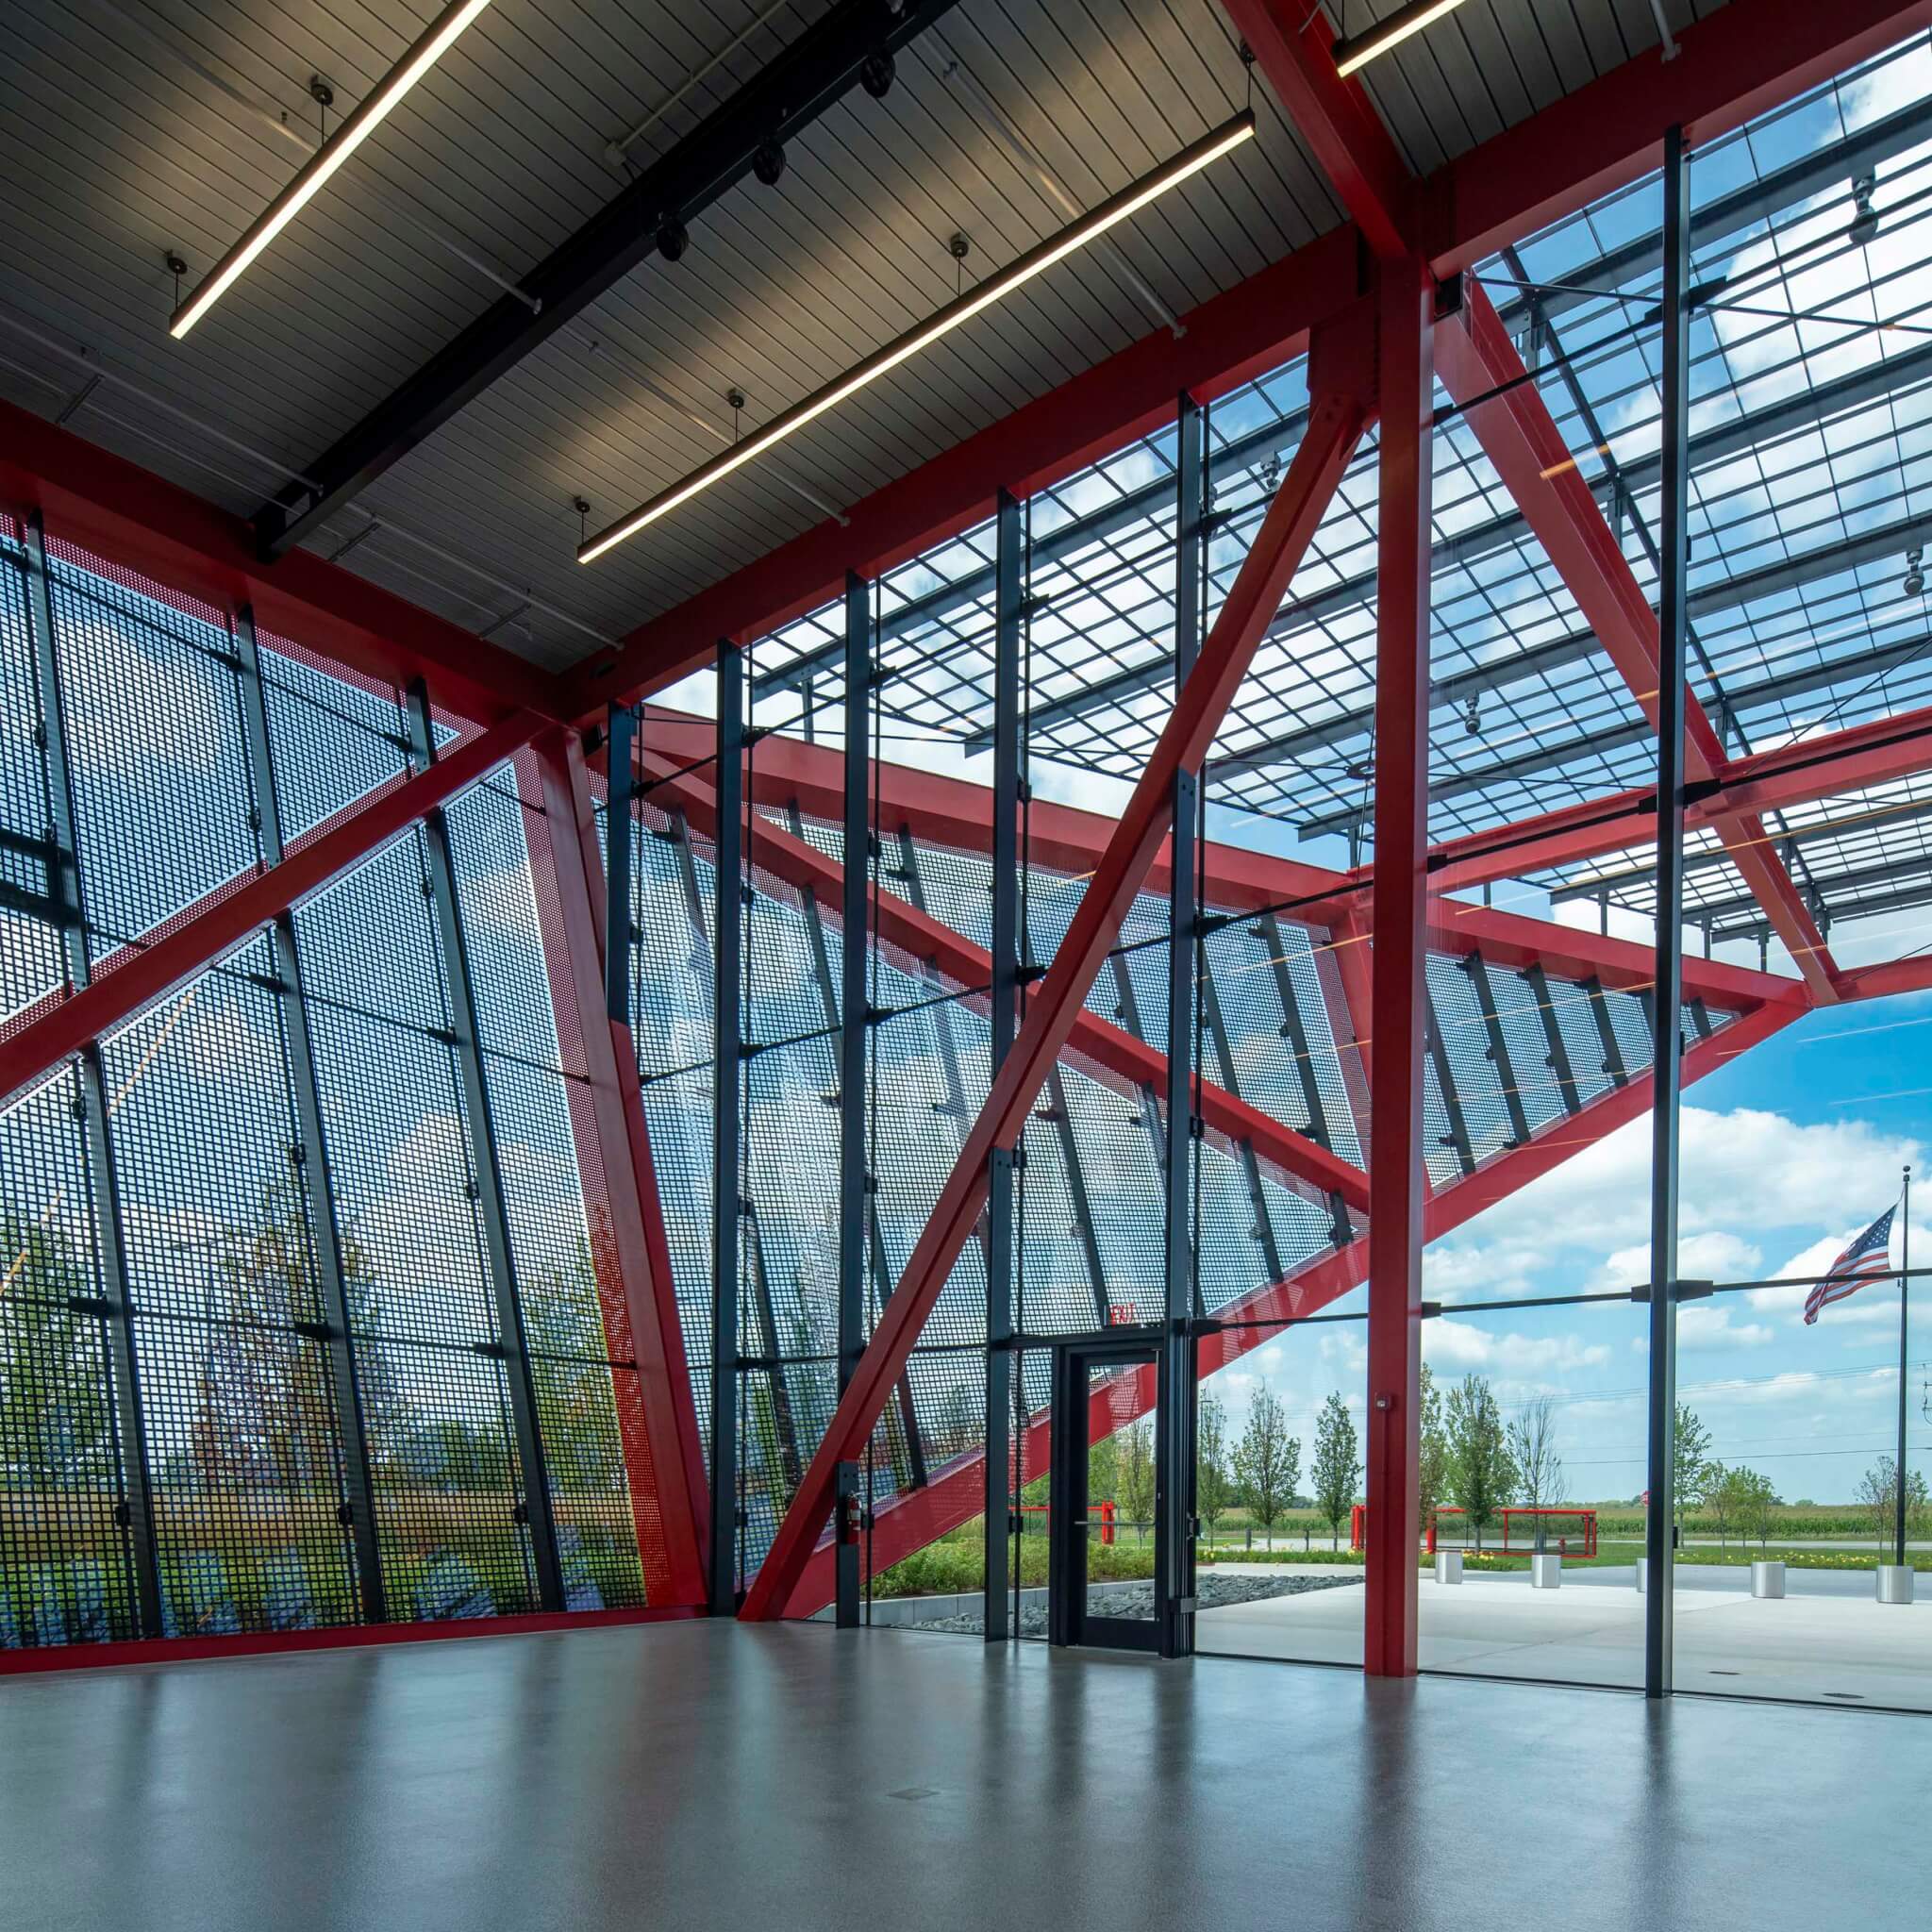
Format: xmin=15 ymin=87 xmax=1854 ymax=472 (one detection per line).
xmin=3 ymin=1618 xmax=1924 ymax=1932
xmin=1196 ymin=1566 xmax=1932 ymax=1707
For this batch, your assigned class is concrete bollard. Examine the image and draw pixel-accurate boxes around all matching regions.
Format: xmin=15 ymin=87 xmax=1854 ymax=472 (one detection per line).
xmin=1530 ymin=1553 xmax=1562 ymax=1590
xmin=1635 ymin=1557 xmax=1647 ymax=1593
xmin=1876 ymin=1564 xmax=1916 ymax=1605
xmin=1750 ymin=1560 xmax=1786 ymax=1599
xmin=1435 ymin=1551 xmax=1463 ymax=1585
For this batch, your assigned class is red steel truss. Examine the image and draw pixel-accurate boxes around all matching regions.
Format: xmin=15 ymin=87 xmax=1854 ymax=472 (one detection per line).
xmin=520 ymin=733 xmax=711 ymax=1607
xmin=737 ymin=332 xmax=1375 ymax=1621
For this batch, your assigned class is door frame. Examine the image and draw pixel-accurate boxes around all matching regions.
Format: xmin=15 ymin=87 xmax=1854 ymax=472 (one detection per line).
xmin=1047 ymin=1336 xmax=1165 ymax=1653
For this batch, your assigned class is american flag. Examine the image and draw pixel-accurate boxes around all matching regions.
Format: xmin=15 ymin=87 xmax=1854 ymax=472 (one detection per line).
xmin=1804 ymin=1205 xmax=1896 ymax=1324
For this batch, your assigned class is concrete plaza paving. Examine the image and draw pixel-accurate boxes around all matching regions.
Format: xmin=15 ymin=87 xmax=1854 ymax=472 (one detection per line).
xmin=1194 ymin=1563 xmax=1932 ymax=1707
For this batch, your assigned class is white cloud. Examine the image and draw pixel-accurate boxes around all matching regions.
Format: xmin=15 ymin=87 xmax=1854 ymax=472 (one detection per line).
xmin=1424 ymin=1318 xmax=1608 ymax=1375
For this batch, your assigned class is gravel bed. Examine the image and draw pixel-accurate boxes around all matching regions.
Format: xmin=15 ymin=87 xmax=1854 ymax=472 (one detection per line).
xmin=903 ymin=1571 xmax=1359 ymax=1637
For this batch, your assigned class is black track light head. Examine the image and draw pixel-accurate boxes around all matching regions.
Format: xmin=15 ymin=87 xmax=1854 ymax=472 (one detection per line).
xmin=753 ymin=141 xmax=786 ymax=187
xmin=658 ymin=218 xmax=690 ymax=262
xmin=860 ymin=50 xmax=895 ymax=99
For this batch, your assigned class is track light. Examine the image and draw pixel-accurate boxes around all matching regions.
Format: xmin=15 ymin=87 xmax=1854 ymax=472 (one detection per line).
xmin=658 ymin=219 xmax=690 ymax=262
xmin=753 ymin=141 xmax=786 ymax=187
xmin=169 ymin=0 xmax=493 ymax=338
xmin=860 ymin=50 xmax=896 ymax=98
xmin=1331 ymin=0 xmax=1473 ymax=79
xmin=579 ymin=111 xmax=1256 ymax=562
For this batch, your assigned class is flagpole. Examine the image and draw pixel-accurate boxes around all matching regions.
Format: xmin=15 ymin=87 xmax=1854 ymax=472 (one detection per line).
xmin=1898 ymin=1165 xmax=1911 ymax=1570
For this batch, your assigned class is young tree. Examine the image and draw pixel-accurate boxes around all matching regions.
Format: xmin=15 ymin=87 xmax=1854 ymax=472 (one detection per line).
xmin=1733 ymin=1467 xmax=1781 ymax=1552
xmin=1232 ymin=1385 xmax=1298 ymax=1538
xmin=1504 ymin=1393 xmax=1565 ymax=1550
xmin=1857 ymin=1456 xmax=1931 ymax=1547
xmin=1673 ymin=1402 xmax=1717 ymax=1526
xmin=1197 ymin=1394 xmax=1232 ymax=1542
xmin=1704 ymin=1462 xmax=1740 ymax=1551
xmin=1309 ymin=1391 xmax=1360 ymax=1550
xmin=1417 ymin=1361 xmax=1451 ymax=1548
xmin=1118 ymin=1419 xmax=1156 ymax=1540
xmin=1444 ymin=1375 xmax=1516 ymax=1552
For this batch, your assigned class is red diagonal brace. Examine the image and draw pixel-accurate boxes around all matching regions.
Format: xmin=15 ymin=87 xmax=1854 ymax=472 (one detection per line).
xmin=645 ymin=751 xmax=1370 ymax=1214
xmin=521 ymin=732 xmax=710 ymax=1607
xmin=1435 ymin=279 xmax=1842 ymax=1001
xmin=0 ymin=709 xmax=542 ymax=1108
xmin=1219 ymin=0 xmax=1414 ymax=259
xmin=739 ymin=357 xmax=1372 ymax=1619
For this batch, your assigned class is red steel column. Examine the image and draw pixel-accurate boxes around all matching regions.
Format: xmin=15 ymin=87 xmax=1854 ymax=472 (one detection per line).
xmin=1364 ymin=260 xmax=1432 ymax=1678
xmin=522 ymin=729 xmax=709 ymax=1607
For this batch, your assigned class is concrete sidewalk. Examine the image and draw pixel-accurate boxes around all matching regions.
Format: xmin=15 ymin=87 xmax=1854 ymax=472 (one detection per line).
xmin=1195 ymin=1569 xmax=1932 ymax=1707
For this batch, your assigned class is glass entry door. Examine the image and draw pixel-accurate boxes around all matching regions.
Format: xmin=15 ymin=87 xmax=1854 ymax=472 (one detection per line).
xmin=1048 ymin=1341 xmax=1162 ymax=1653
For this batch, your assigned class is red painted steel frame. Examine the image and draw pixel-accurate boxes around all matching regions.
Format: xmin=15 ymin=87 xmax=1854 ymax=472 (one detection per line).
xmin=776 ymin=994 xmax=1806 ymax=1613
xmin=1435 ymin=281 xmax=1843 ymax=1001
xmin=1365 ymin=262 xmax=1433 ymax=1677
xmin=566 ymin=0 xmax=1932 ymax=719
xmin=0 ymin=709 xmax=542 ymax=1109
xmin=739 ymin=355 xmax=1373 ymax=1621
xmin=521 ymin=732 xmax=710 ymax=1607
xmin=1220 ymin=0 xmax=1413 ymax=259
xmin=0 ymin=403 xmax=558 ymax=727
xmin=641 ymin=751 xmax=1370 ymax=1211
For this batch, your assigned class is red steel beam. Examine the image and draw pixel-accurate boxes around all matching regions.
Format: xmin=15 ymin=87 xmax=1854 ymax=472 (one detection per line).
xmin=778 ymin=989 xmax=1808 ymax=1612
xmin=1435 ymin=280 xmax=1843 ymax=1001
xmin=637 ymin=703 xmax=1795 ymax=1013
xmin=0 ymin=404 xmax=562 ymax=728
xmin=1836 ymin=956 xmax=1932 ymax=1003
xmin=521 ymin=733 xmax=710 ymax=1607
xmin=1219 ymin=0 xmax=1413 ymax=259
xmin=1364 ymin=261 xmax=1432 ymax=1678
xmin=1418 ymin=0 xmax=1932 ymax=277
xmin=565 ymin=0 xmax=1927 ymax=721
xmin=0 ymin=710 xmax=542 ymax=1108
xmin=644 ymin=748 xmax=1371 ymax=1212
xmin=740 ymin=349 xmax=1373 ymax=1620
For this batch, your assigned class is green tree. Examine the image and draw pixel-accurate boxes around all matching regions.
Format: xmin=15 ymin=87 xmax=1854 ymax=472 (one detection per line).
xmin=0 ymin=1218 xmax=114 ymax=1488
xmin=1418 ymin=1362 xmax=1451 ymax=1546
xmin=1857 ymin=1456 xmax=1930 ymax=1546
xmin=1444 ymin=1374 xmax=1516 ymax=1551
xmin=1118 ymin=1419 xmax=1156 ymax=1539
xmin=1705 ymin=1462 xmax=1740 ymax=1550
xmin=1673 ymin=1402 xmax=1717 ymax=1525
xmin=1309 ymin=1391 xmax=1360 ymax=1550
xmin=1732 ymin=1467 xmax=1781 ymax=1551
xmin=1504 ymin=1392 xmax=1565 ymax=1550
xmin=1197 ymin=1394 xmax=1232 ymax=1541
xmin=1233 ymin=1385 xmax=1299 ymax=1537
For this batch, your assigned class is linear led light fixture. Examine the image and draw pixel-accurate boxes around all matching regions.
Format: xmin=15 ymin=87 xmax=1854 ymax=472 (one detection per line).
xmin=170 ymin=0 xmax=493 ymax=338
xmin=1332 ymin=0 xmax=1473 ymax=79
xmin=578 ymin=110 xmax=1257 ymax=562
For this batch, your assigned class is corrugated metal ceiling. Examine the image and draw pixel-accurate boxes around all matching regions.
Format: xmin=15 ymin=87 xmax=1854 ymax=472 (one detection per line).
xmin=0 ymin=0 xmax=1724 ymax=671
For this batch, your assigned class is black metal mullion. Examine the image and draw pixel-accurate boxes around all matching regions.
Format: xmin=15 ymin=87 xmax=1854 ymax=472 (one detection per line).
xmin=1197 ymin=959 xmax=1287 ymax=1286
xmin=705 ymin=650 xmax=745 ymax=1613
xmin=1159 ymin=391 xmax=1207 ymax=1660
xmin=1585 ymin=975 xmax=1630 ymax=1088
xmin=1647 ymin=125 xmax=1694 ymax=1700
xmin=1424 ymin=990 xmax=1478 ymax=1177
xmin=835 ymin=574 xmax=870 ymax=1627
xmin=984 ymin=487 xmax=1022 ymax=1640
xmin=404 ymin=681 xmax=564 ymax=1614
xmin=1108 ymin=952 xmax=1173 ymax=1170
xmin=1524 ymin=962 xmax=1583 ymax=1116
xmin=1461 ymin=951 xmax=1532 ymax=1150
xmin=234 ymin=608 xmax=386 ymax=1623
xmin=21 ymin=511 xmax=164 ymax=1641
